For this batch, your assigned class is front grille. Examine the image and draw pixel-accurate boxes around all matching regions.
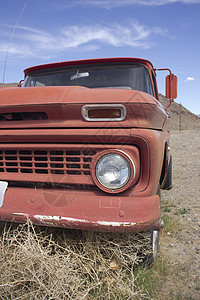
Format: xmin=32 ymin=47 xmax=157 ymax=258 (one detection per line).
xmin=0 ymin=149 xmax=96 ymax=176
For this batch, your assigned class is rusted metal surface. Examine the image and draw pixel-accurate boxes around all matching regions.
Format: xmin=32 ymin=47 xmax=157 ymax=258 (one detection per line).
xmin=0 ymin=186 xmax=160 ymax=232
xmin=0 ymin=57 xmax=177 ymax=232
xmin=0 ymin=87 xmax=167 ymax=130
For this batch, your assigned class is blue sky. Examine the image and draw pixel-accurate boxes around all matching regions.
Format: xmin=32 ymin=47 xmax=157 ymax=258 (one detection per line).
xmin=0 ymin=0 xmax=200 ymax=114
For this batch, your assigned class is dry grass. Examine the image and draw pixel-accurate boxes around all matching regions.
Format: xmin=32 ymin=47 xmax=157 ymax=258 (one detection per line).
xmin=0 ymin=221 xmax=152 ymax=299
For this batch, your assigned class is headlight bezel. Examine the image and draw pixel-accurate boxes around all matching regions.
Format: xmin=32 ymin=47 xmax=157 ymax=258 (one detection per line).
xmin=91 ymin=149 xmax=138 ymax=194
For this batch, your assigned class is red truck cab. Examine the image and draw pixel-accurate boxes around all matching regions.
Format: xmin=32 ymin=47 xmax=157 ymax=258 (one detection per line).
xmin=0 ymin=57 xmax=177 ymax=259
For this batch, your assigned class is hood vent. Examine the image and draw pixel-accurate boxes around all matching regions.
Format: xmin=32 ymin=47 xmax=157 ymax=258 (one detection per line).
xmin=81 ymin=104 xmax=126 ymax=121
xmin=0 ymin=112 xmax=48 ymax=121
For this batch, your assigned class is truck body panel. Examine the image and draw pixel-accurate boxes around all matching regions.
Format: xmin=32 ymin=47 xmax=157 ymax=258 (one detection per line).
xmin=0 ymin=57 xmax=176 ymax=232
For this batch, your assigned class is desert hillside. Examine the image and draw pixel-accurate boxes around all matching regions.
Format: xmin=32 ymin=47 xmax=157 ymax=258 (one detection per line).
xmin=0 ymin=83 xmax=18 ymax=88
xmin=159 ymin=94 xmax=200 ymax=131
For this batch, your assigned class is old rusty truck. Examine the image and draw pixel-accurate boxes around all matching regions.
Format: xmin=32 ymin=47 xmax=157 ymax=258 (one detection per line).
xmin=0 ymin=57 xmax=177 ymax=260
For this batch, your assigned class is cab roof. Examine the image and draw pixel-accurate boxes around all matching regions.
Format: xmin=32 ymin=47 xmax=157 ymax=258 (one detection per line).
xmin=24 ymin=57 xmax=155 ymax=76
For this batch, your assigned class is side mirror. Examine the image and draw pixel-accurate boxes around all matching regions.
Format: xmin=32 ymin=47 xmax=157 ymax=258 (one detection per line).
xmin=166 ymin=74 xmax=177 ymax=100
xmin=18 ymin=80 xmax=24 ymax=87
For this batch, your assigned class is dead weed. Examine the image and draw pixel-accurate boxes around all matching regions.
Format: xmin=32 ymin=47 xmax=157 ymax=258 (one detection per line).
xmin=0 ymin=221 xmax=151 ymax=299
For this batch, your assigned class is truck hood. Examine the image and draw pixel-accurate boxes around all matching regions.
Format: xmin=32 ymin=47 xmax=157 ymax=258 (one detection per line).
xmin=0 ymin=86 xmax=168 ymax=130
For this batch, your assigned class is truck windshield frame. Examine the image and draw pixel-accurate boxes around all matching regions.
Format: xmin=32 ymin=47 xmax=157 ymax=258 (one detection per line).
xmin=23 ymin=63 xmax=154 ymax=96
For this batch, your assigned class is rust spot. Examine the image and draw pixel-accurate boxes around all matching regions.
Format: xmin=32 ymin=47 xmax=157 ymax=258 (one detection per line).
xmin=119 ymin=211 xmax=125 ymax=218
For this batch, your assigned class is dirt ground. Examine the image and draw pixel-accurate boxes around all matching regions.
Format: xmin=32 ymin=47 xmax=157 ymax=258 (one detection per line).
xmin=159 ymin=130 xmax=200 ymax=299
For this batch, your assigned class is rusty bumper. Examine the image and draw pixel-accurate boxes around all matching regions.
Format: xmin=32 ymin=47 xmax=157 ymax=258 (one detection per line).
xmin=0 ymin=185 xmax=160 ymax=232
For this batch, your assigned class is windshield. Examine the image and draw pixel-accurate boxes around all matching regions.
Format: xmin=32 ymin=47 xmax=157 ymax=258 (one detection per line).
xmin=23 ymin=64 xmax=153 ymax=95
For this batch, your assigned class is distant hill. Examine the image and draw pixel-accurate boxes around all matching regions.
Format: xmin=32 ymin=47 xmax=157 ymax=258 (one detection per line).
xmin=159 ymin=94 xmax=200 ymax=131
xmin=0 ymin=83 xmax=199 ymax=131
xmin=0 ymin=83 xmax=18 ymax=87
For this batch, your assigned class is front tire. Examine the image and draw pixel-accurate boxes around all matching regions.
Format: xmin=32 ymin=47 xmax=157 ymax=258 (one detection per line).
xmin=163 ymin=154 xmax=172 ymax=190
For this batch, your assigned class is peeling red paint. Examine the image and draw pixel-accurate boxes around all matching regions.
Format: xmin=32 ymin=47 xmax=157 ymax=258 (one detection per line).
xmin=0 ymin=57 xmax=177 ymax=232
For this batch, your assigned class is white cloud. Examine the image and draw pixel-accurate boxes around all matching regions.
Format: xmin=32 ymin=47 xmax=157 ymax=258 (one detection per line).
xmin=0 ymin=43 xmax=34 ymax=57
xmin=52 ymin=0 xmax=200 ymax=9
xmin=186 ymin=76 xmax=195 ymax=81
xmin=0 ymin=21 xmax=167 ymax=59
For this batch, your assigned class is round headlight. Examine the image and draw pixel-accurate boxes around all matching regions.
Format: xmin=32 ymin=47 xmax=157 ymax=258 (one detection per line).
xmin=95 ymin=153 xmax=131 ymax=190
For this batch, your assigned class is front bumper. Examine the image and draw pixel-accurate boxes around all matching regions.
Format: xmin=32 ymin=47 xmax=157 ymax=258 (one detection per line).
xmin=0 ymin=186 xmax=160 ymax=232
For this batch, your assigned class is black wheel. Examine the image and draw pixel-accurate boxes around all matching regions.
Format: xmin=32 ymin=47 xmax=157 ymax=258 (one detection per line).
xmin=163 ymin=154 xmax=172 ymax=190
